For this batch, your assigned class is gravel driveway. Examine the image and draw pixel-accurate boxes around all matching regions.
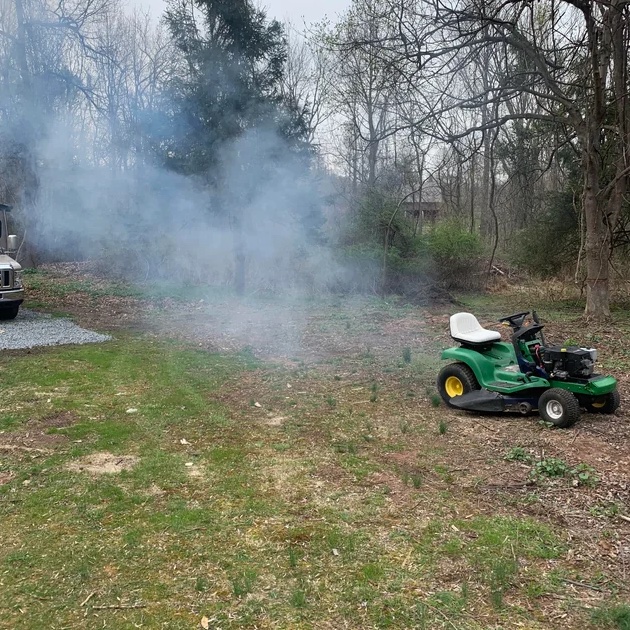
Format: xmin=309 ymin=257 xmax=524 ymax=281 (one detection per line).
xmin=0 ymin=309 xmax=111 ymax=350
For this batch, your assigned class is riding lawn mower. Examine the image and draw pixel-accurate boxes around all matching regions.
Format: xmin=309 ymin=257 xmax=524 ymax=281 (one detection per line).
xmin=437 ymin=311 xmax=620 ymax=428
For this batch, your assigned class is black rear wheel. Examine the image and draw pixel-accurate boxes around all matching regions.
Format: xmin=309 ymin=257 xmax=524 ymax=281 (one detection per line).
xmin=0 ymin=305 xmax=19 ymax=320
xmin=582 ymin=390 xmax=620 ymax=414
xmin=538 ymin=388 xmax=580 ymax=428
xmin=437 ymin=363 xmax=479 ymax=408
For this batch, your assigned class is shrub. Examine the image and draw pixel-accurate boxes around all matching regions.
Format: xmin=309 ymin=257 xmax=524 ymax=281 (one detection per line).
xmin=509 ymin=191 xmax=580 ymax=278
xmin=427 ymin=220 xmax=484 ymax=289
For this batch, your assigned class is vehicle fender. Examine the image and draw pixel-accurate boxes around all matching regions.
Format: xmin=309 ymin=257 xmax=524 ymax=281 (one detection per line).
xmin=440 ymin=347 xmax=498 ymax=385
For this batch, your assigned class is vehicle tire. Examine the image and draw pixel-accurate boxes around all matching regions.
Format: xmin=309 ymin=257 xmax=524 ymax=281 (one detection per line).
xmin=437 ymin=363 xmax=479 ymax=407
xmin=583 ymin=390 xmax=621 ymax=414
xmin=0 ymin=306 xmax=19 ymax=320
xmin=538 ymin=388 xmax=580 ymax=428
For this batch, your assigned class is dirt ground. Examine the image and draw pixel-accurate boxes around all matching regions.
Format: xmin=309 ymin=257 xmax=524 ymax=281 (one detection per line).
xmin=25 ymin=263 xmax=630 ymax=621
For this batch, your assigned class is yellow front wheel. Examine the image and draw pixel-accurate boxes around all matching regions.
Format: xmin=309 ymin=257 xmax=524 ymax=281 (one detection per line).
xmin=445 ymin=376 xmax=464 ymax=397
xmin=437 ymin=363 xmax=479 ymax=407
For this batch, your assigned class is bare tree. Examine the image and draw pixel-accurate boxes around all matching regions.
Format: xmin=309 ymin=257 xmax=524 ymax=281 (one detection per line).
xmin=281 ymin=23 xmax=334 ymax=146
xmin=353 ymin=0 xmax=630 ymax=318
xmin=324 ymin=0 xmax=401 ymax=190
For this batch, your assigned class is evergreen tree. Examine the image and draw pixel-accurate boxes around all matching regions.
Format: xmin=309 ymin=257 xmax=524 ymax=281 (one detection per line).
xmin=163 ymin=0 xmax=310 ymax=175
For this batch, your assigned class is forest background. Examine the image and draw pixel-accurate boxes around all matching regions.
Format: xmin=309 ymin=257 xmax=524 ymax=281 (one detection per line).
xmin=2 ymin=0 xmax=630 ymax=319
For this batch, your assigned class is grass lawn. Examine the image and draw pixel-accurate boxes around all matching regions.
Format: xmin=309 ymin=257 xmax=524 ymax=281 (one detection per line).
xmin=1 ymin=269 xmax=630 ymax=629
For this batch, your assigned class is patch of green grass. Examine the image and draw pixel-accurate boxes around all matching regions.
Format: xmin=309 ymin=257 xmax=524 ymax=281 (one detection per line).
xmin=592 ymin=604 xmax=630 ymax=629
xmin=231 ymin=567 xmax=258 ymax=598
xmin=369 ymin=382 xmax=379 ymax=402
xmin=338 ymin=454 xmax=377 ymax=481
xmin=333 ymin=440 xmax=358 ymax=455
xmin=487 ymin=557 xmax=518 ymax=609
xmin=0 ymin=415 xmax=20 ymax=430
xmin=428 ymin=586 xmax=469 ymax=616
xmin=402 ymin=347 xmax=412 ymax=363
xmin=434 ymin=464 xmax=453 ymax=483
xmin=290 ymin=589 xmax=308 ymax=608
xmin=2 ymin=284 xmax=625 ymax=628
xmin=360 ymin=562 xmax=385 ymax=583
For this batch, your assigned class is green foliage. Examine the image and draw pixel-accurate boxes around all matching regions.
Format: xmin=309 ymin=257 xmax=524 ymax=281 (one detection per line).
xmin=591 ymin=604 xmax=630 ymax=629
xmin=339 ymin=196 xmax=484 ymax=294
xmin=428 ymin=220 xmax=483 ymax=288
xmin=589 ymin=501 xmax=622 ymax=518
xmin=570 ymin=463 xmax=599 ymax=487
xmin=530 ymin=458 xmax=599 ymax=486
xmin=532 ymin=457 xmax=569 ymax=478
xmin=504 ymin=446 xmax=533 ymax=463
xmin=509 ymin=191 xmax=580 ymax=277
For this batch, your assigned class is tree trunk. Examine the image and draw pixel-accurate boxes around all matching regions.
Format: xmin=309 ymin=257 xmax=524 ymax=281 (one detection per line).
xmin=469 ymin=151 xmax=476 ymax=233
xmin=232 ymin=217 xmax=246 ymax=296
xmin=582 ymin=154 xmax=610 ymax=318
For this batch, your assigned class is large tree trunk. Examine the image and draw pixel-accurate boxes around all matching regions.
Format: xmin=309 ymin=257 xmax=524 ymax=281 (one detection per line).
xmin=582 ymin=151 xmax=610 ymax=318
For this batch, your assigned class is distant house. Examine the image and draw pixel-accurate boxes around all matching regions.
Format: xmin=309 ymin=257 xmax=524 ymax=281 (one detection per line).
xmin=401 ymin=200 xmax=441 ymax=223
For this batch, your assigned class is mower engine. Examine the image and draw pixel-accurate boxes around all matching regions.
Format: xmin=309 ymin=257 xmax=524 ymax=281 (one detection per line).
xmin=541 ymin=346 xmax=597 ymax=380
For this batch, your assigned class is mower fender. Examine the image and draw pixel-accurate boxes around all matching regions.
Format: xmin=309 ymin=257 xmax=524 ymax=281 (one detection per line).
xmin=440 ymin=347 xmax=498 ymax=386
xmin=550 ymin=375 xmax=618 ymax=396
xmin=440 ymin=346 xmax=550 ymax=393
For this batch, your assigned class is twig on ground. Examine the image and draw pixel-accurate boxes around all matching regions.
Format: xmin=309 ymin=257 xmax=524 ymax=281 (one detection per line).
xmin=80 ymin=592 xmax=96 ymax=607
xmin=91 ymin=603 xmax=146 ymax=610
xmin=560 ymin=578 xmax=605 ymax=592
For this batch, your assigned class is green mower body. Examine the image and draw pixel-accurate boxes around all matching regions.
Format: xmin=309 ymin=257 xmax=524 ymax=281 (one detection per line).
xmin=437 ymin=311 xmax=619 ymax=427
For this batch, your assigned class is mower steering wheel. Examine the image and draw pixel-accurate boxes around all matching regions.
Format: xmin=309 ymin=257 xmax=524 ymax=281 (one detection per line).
xmin=498 ymin=311 xmax=530 ymax=328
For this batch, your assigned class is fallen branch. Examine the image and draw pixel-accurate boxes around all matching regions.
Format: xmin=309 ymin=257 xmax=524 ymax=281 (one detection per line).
xmin=80 ymin=592 xmax=96 ymax=607
xmin=560 ymin=578 xmax=605 ymax=592
xmin=619 ymin=514 xmax=630 ymax=524
xmin=484 ymin=481 xmax=532 ymax=489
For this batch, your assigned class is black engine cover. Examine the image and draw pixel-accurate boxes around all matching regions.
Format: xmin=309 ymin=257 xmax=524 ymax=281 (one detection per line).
xmin=541 ymin=345 xmax=595 ymax=378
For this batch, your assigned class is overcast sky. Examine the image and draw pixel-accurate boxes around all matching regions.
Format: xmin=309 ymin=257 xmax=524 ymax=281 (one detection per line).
xmin=259 ymin=0 xmax=350 ymax=25
xmin=132 ymin=0 xmax=351 ymax=27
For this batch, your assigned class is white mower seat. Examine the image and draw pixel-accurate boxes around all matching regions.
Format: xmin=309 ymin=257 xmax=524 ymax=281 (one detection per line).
xmin=450 ymin=312 xmax=501 ymax=345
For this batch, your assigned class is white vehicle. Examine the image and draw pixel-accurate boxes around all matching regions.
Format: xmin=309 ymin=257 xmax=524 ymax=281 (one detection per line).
xmin=0 ymin=203 xmax=24 ymax=320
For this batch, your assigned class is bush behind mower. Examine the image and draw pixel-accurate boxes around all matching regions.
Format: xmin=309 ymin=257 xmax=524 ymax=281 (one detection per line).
xmin=437 ymin=310 xmax=619 ymax=428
